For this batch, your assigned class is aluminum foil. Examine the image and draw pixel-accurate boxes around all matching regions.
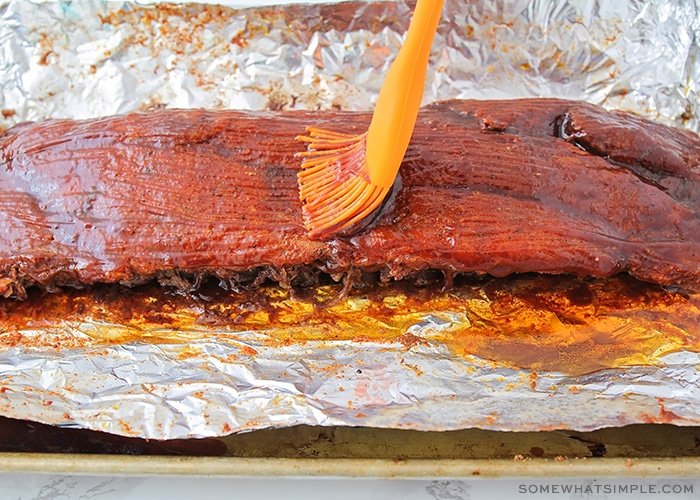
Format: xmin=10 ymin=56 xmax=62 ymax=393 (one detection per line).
xmin=2 ymin=0 xmax=699 ymax=130
xmin=2 ymin=339 xmax=700 ymax=439
xmin=1 ymin=0 xmax=700 ymax=440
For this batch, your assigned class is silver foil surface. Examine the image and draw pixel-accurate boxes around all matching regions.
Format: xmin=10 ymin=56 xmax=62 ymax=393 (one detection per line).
xmin=0 ymin=0 xmax=699 ymax=439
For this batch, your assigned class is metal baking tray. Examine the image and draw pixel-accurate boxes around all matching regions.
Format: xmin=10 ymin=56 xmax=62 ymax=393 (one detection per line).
xmin=1 ymin=419 xmax=700 ymax=478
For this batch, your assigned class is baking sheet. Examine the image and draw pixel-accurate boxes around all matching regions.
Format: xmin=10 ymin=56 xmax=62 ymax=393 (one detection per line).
xmin=1 ymin=0 xmax=700 ymax=440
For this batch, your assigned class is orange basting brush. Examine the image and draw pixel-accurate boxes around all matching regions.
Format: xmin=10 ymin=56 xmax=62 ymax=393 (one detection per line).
xmin=296 ymin=0 xmax=445 ymax=239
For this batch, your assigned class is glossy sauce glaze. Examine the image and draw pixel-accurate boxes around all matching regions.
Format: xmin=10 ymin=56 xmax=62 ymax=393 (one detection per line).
xmin=0 ymin=98 xmax=698 ymax=299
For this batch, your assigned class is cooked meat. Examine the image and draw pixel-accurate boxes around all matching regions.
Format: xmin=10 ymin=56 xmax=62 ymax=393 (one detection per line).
xmin=1 ymin=98 xmax=698 ymax=298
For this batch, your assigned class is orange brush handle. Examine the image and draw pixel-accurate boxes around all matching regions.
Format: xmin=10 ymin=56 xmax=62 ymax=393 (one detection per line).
xmin=365 ymin=0 xmax=445 ymax=189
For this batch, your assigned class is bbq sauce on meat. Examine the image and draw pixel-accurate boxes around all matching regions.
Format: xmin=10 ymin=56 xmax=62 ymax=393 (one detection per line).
xmin=1 ymin=98 xmax=699 ymax=299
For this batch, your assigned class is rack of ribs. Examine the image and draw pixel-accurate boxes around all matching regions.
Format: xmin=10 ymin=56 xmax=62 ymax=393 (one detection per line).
xmin=1 ymin=98 xmax=698 ymax=299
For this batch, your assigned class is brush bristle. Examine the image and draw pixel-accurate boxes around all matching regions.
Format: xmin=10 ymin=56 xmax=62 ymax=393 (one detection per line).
xmin=296 ymin=127 xmax=389 ymax=239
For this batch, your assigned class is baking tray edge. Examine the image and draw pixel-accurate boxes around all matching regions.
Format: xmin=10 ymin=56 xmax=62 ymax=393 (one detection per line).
xmin=0 ymin=454 xmax=698 ymax=478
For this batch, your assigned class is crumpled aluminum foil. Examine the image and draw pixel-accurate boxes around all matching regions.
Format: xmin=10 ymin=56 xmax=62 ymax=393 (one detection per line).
xmin=1 ymin=0 xmax=700 ymax=440
xmin=2 ymin=339 xmax=700 ymax=438
xmin=2 ymin=0 xmax=699 ymax=130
